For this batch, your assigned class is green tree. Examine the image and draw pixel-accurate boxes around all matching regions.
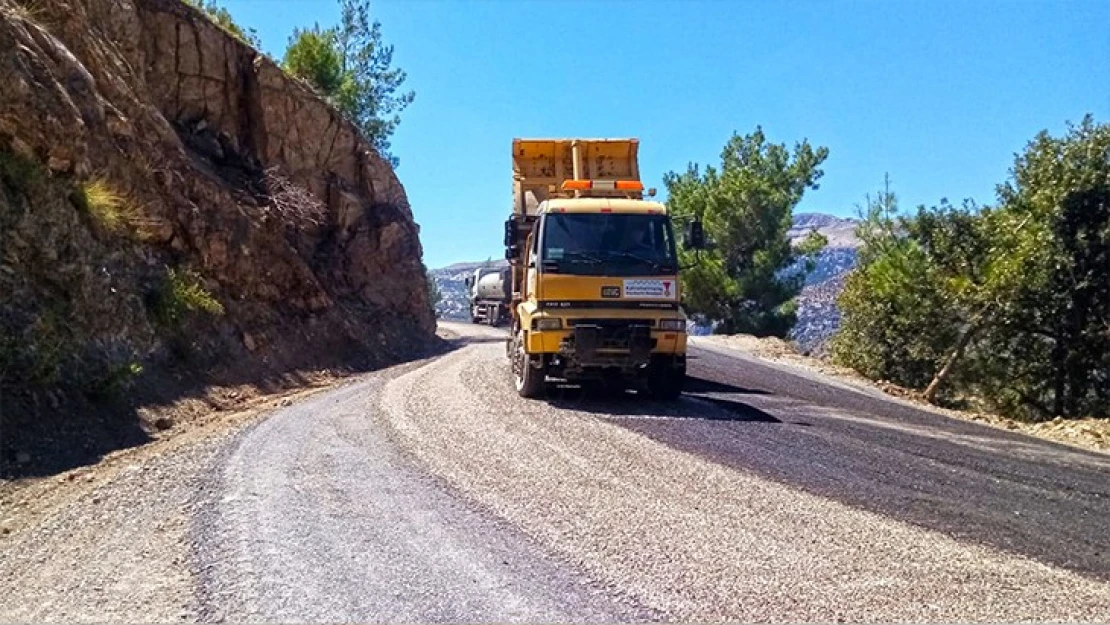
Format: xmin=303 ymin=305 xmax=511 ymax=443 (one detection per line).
xmin=664 ymin=127 xmax=828 ymax=336
xmin=282 ymin=0 xmax=414 ymax=167
xmin=832 ymin=116 xmax=1110 ymax=420
xmin=911 ymin=199 xmax=994 ymax=402
xmin=831 ymin=182 xmax=993 ymax=397
xmin=982 ymin=115 xmax=1110 ymax=418
xmin=183 ymin=0 xmax=261 ymax=48
xmin=284 ymin=28 xmax=345 ymax=94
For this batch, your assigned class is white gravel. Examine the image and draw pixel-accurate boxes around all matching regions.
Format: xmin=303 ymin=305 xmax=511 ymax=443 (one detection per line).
xmin=0 ymin=440 xmax=222 ymax=622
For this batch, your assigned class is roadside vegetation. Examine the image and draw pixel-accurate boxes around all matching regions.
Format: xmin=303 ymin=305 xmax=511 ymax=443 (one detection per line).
xmin=74 ymin=178 xmax=139 ymax=235
xmin=281 ymin=0 xmax=414 ymax=167
xmin=426 ymin=270 xmax=442 ymax=319
xmin=664 ymin=127 xmax=829 ymax=337
xmin=662 ymin=117 xmax=1107 ymax=423
xmin=831 ymin=116 xmax=1109 ymax=420
xmin=152 ymin=267 xmax=225 ymax=328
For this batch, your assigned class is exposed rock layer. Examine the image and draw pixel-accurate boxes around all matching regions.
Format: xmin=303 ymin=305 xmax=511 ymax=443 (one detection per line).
xmin=0 ymin=0 xmax=434 ymax=472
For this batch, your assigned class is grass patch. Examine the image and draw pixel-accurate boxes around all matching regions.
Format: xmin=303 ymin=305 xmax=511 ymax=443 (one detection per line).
xmin=75 ymin=178 xmax=140 ymax=234
xmin=1 ymin=0 xmax=47 ymax=22
xmin=152 ymin=267 xmax=225 ymax=327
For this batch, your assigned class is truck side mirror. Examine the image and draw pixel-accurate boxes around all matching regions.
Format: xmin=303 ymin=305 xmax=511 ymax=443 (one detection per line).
xmin=464 ymin=277 xmax=472 ymax=288
xmin=684 ymin=219 xmax=706 ymax=250
xmin=504 ymin=217 xmax=521 ymax=261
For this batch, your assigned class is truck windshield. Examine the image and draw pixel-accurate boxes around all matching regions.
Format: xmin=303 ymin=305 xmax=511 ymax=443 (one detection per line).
xmin=541 ymin=213 xmax=677 ymax=276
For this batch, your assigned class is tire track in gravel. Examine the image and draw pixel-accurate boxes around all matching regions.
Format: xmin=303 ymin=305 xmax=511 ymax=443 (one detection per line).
xmin=379 ymin=323 xmax=1110 ymax=622
xmin=193 ymin=355 xmax=651 ymax=623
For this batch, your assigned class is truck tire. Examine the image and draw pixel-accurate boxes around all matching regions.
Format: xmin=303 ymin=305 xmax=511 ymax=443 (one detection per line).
xmin=513 ymin=331 xmax=545 ymax=398
xmin=648 ymin=363 xmax=685 ymax=401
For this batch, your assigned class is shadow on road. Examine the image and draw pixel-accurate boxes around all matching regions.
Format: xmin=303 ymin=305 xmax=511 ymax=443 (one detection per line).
xmin=546 ymin=377 xmax=783 ymax=424
xmin=598 ymin=349 xmax=1110 ymax=582
xmin=684 ymin=377 xmax=770 ymax=396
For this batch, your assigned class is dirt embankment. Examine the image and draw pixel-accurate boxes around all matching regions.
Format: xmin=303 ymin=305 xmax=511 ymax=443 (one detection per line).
xmin=0 ymin=0 xmax=436 ymax=477
xmin=697 ymin=334 xmax=1110 ymax=453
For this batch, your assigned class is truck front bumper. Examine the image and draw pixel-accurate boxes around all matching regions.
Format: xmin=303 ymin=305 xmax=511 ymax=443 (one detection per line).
xmin=525 ymin=326 xmax=687 ymax=357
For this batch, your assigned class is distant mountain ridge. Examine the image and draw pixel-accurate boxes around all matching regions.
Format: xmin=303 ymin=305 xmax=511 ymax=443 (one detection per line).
xmin=789 ymin=212 xmax=862 ymax=249
xmin=431 ymin=212 xmax=861 ymax=351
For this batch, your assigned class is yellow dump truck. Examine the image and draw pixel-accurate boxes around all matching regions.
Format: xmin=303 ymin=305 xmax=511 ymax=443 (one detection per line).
xmin=504 ymin=138 xmax=706 ymax=399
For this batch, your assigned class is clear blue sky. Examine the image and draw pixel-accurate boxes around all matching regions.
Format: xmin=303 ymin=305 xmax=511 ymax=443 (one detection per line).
xmin=223 ymin=0 xmax=1109 ymax=269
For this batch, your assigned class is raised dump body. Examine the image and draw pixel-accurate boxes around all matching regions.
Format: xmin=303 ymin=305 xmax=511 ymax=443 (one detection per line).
xmin=512 ymin=138 xmax=643 ymax=217
xmin=503 ymin=138 xmax=705 ymax=399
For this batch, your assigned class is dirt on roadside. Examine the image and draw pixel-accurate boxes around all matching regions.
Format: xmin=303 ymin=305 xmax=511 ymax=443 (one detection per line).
xmin=0 ymin=327 xmax=457 ymax=540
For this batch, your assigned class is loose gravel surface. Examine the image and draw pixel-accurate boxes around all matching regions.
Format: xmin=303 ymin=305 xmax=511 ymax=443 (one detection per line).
xmin=192 ymin=358 xmax=647 ymax=622
xmin=2 ymin=321 xmax=1109 ymax=622
xmin=0 ymin=443 xmax=211 ymax=622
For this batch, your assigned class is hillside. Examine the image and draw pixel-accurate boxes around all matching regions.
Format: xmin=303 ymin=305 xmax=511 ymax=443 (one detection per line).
xmin=431 ymin=213 xmax=861 ymax=349
xmin=0 ymin=0 xmax=436 ymax=475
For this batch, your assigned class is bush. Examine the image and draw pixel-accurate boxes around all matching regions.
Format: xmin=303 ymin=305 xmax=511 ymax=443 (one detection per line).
xmin=75 ymin=179 xmax=138 ymax=234
xmin=831 ymin=117 xmax=1110 ymax=419
xmin=152 ymin=267 xmax=225 ymax=327
xmin=0 ymin=303 xmax=73 ymax=389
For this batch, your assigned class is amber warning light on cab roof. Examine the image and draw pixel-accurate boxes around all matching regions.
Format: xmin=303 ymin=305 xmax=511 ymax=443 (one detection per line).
xmin=560 ymin=180 xmax=656 ymax=196
xmin=561 ymin=179 xmax=644 ymax=192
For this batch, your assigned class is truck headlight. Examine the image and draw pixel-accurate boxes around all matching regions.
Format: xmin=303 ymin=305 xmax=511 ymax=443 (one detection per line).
xmin=659 ymin=319 xmax=686 ymax=332
xmin=534 ymin=318 xmax=563 ymax=330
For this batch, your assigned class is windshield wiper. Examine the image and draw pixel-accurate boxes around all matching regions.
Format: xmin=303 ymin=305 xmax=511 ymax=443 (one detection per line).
xmin=542 ymin=251 xmax=604 ymax=273
xmin=606 ymin=251 xmax=670 ymax=272
xmin=562 ymin=251 xmax=605 ymax=264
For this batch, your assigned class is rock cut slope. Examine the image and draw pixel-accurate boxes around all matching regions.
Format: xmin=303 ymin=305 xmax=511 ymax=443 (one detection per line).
xmin=0 ymin=0 xmax=434 ymax=473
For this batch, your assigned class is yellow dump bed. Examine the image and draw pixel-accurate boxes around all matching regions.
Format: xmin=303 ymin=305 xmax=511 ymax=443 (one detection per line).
xmin=512 ymin=138 xmax=642 ymax=217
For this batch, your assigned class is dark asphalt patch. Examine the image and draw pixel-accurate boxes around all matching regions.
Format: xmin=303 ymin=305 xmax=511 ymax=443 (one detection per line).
xmin=605 ymin=346 xmax=1110 ymax=582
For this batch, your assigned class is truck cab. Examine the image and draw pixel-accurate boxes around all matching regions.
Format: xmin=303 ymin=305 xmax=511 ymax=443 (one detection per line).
xmin=504 ymin=139 xmax=704 ymax=399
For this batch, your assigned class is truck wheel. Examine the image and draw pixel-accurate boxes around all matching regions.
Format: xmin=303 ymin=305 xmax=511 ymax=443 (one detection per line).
xmin=513 ymin=332 xmax=545 ymax=398
xmin=648 ymin=364 xmax=685 ymax=401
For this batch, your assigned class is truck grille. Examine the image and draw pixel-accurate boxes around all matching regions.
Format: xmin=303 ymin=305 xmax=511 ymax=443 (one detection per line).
xmin=561 ymin=322 xmax=655 ymax=365
xmin=566 ymin=318 xmax=655 ymax=328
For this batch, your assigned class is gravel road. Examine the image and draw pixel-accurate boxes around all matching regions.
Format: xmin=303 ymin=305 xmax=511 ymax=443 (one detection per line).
xmin=2 ymin=321 xmax=1109 ymax=622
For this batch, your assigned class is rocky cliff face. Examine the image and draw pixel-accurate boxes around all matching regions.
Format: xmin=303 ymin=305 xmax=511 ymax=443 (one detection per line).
xmin=0 ymin=0 xmax=434 ymax=471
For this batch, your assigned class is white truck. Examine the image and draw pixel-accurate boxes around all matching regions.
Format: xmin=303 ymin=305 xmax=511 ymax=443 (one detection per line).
xmin=465 ymin=266 xmax=511 ymax=326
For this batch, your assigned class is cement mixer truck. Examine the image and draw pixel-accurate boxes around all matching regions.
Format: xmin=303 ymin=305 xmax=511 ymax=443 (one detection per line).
xmin=465 ymin=266 xmax=511 ymax=325
xmin=503 ymin=138 xmax=706 ymax=399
